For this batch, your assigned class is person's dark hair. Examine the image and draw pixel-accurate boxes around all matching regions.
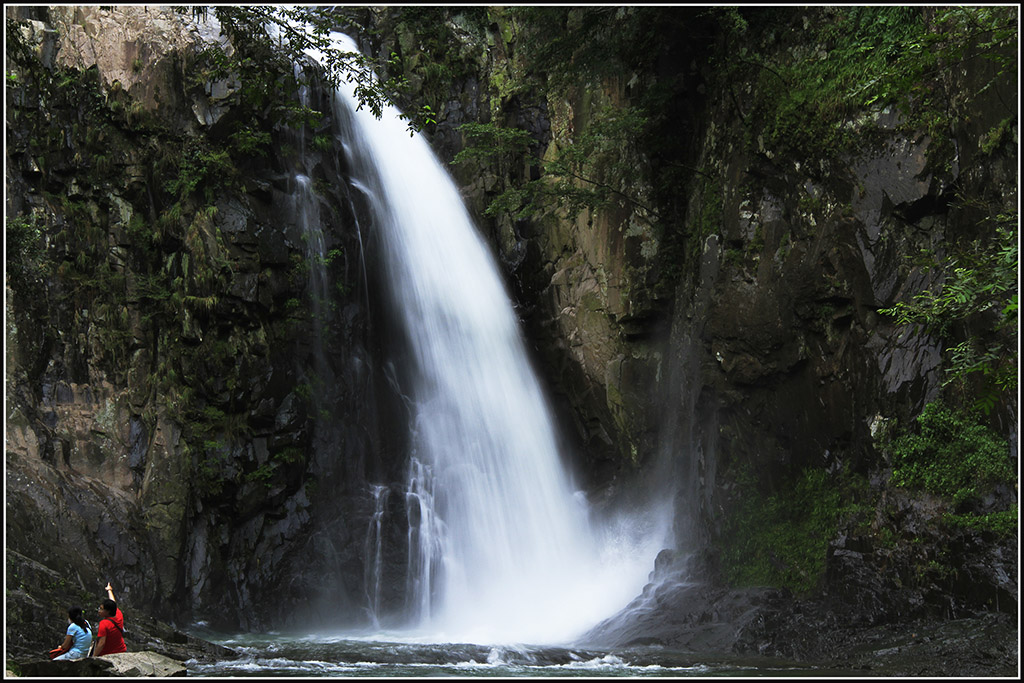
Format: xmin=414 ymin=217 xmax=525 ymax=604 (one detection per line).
xmin=68 ymin=606 xmax=88 ymax=630
xmin=101 ymin=598 xmax=117 ymax=618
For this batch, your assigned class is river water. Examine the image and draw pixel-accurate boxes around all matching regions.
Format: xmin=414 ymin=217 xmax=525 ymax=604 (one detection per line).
xmin=184 ymin=631 xmax=836 ymax=677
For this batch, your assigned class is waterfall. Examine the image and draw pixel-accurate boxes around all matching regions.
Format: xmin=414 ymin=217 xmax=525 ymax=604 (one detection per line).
xmin=363 ymin=484 xmax=390 ymax=627
xmin=308 ymin=32 xmax=666 ymax=645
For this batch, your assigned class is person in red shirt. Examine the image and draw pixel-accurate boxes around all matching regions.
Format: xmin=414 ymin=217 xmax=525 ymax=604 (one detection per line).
xmin=93 ymin=582 xmax=126 ymax=656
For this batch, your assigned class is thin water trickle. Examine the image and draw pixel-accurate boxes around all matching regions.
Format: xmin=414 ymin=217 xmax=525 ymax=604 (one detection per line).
xmin=363 ymin=484 xmax=390 ymax=627
xmin=307 ymin=32 xmax=669 ymax=645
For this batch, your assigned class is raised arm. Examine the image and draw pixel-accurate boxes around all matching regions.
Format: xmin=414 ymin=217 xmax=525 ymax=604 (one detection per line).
xmin=105 ymin=582 xmax=115 ymax=602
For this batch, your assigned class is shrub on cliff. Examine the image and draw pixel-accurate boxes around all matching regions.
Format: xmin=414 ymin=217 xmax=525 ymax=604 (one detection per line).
xmin=888 ymin=400 xmax=1013 ymax=507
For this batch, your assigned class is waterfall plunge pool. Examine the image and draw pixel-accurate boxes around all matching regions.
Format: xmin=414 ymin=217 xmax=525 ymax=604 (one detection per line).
xmin=183 ymin=631 xmax=838 ymax=677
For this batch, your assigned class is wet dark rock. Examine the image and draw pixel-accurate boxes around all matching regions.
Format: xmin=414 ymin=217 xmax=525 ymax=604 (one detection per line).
xmin=581 ymin=573 xmax=1018 ymax=676
xmin=830 ymin=612 xmax=1019 ymax=677
xmin=273 ymin=392 xmax=303 ymax=432
xmin=582 ymin=509 xmax=1018 ymax=674
xmin=228 ymin=273 xmax=260 ymax=303
xmin=18 ymin=651 xmax=194 ymax=677
xmin=18 ymin=657 xmax=116 ymax=678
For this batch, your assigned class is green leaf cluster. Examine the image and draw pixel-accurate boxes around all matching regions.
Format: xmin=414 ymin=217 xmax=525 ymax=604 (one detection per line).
xmin=508 ymin=6 xmax=673 ymax=94
xmin=164 ymin=142 xmax=236 ymax=205
xmin=451 ymin=122 xmax=534 ymax=165
xmin=5 ymin=213 xmax=49 ymax=294
xmin=178 ymin=6 xmax=417 ymax=133
xmin=886 ymin=400 xmax=1013 ymax=506
xmin=880 ymin=214 xmax=1017 ymax=411
xmin=716 ymin=6 xmax=1018 ymax=163
xmin=882 ymin=222 xmax=1018 ymax=334
xmin=454 ymin=106 xmax=657 ymax=226
xmin=944 ymin=505 xmax=1017 ymax=537
xmin=372 ymin=6 xmax=488 ymax=127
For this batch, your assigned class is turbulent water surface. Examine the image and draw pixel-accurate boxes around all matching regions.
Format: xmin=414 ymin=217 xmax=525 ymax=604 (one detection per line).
xmin=184 ymin=632 xmax=834 ymax=677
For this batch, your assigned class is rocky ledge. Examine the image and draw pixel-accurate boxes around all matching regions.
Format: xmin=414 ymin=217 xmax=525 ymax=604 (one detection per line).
xmin=581 ymin=579 xmax=1018 ymax=677
xmin=15 ymin=651 xmax=187 ymax=677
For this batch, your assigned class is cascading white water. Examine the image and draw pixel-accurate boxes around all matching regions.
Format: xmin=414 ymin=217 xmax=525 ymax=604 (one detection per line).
xmin=363 ymin=484 xmax=390 ymax=627
xmin=308 ymin=32 xmax=667 ymax=645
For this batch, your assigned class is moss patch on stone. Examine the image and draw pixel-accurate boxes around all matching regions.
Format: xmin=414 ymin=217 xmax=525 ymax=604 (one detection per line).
xmin=719 ymin=465 xmax=868 ymax=594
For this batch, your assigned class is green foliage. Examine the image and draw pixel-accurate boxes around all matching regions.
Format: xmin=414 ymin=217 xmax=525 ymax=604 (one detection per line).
xmin=9 ymin=76 xmax=117 ymax=250
xmin=716 ymin=6 xmax=1017 ymax=163
xmin=201 ymin=406 xmax=227 ymax=425
xmin=880 ymin=214 xmax=1017 ymax=411
xmin=719 ymin=7 xmax=923 ymax=156
xmin=7 ymin=12 xmax=309 ymax=511
xmin=418 ymin=103 xmax=437 ymax=127
xmin=449 ymin=6 xmax=712 ymax=299
xmin=164 ymin=140 xmax=237 ymax=205
xmin=546 ymin=106 xmax=657 ymax=217
xmin=886 ymin=400 xmax=1013 ymax=505
xmin=944 ymin=505 xmax=1017 ymax=537
xmin=312 ymin=133 xmax=333 ymax=152
xmin=454 ymin=107 xmax=657 ymax=227
xmin=5 ymin=213 xmax=50 ymax=294
xmin=229 ymin=127 xmax=272 ymax=157
xmin=980 ymin=116 xmax=1015 ymax=156
xmin=720 ymin=465 xmax=867 ymax=594
xmin=274 ymin=447 xmax=305 ymax=465
xmin=509 ymin=6 xmax=674 ymax=94
xmin=294 ymin=381 xmax=314 ymax=402
xmin=882 ymin=222 xmax=1018 ymax=334
xmin=375 ymin=7 xmax=487 ymax=124
xmin=305 ymin=247 xmax=345 ymax=269
xmin=178 ymin=6 xmax=416 ymax=131
xmin=452 ymin=122 xmax=533 ymax=165
xmin=245 ymin=463 xmax=276 ymax=486
xmin=193 ymin=440 xmax=229 ymax=497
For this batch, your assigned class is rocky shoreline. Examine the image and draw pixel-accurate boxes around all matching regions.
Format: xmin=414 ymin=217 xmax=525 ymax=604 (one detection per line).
xmin=583 ymin=587 xmax=1017 ymax=677
xmin=6 ymin=554 xmax=1016 ymax=678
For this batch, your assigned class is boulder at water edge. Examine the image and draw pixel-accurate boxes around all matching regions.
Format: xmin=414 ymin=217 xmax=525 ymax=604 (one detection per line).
xmin=17 ymin=651 xmax=187 ymax=677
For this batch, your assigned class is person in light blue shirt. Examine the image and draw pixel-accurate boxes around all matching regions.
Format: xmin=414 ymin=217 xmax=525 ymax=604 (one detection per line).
xmin=52 ymin=606 xmax=93 ymax=660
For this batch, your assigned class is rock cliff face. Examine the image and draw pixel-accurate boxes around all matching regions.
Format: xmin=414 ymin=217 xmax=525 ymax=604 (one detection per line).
xmin=5 ymin=4 xmax=1017 ymax=667
xmin=6 ymin=4 xmax=406 ymax=639
xmin=356 ymin=4 xmax=1017 ymax=658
